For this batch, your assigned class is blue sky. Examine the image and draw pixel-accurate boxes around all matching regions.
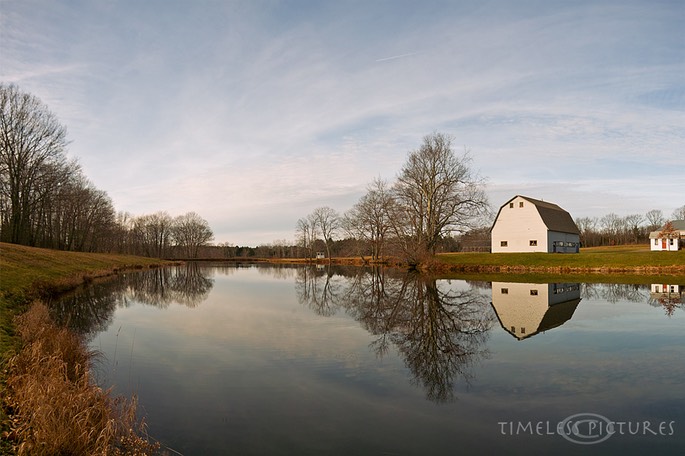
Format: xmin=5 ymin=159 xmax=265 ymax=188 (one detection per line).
xmin=2 ymin=0 xmax=683 ymax=245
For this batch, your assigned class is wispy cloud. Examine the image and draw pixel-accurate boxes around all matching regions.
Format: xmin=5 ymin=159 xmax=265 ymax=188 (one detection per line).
xmin=375 ymin=51 xmax=421 ymax=63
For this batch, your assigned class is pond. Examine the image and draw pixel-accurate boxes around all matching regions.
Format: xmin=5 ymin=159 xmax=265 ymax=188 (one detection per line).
xmin=50 ymin=264 xmax=685 ymax=455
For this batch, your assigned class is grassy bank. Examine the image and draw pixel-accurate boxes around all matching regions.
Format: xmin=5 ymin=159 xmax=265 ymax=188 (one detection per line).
xmin=434 ymin=245 xmax=685 ymax=276
xmin=0 ymin=242 xmax=171 ymax=357
xmin=0 ymin=242 xmax=173 ymax=454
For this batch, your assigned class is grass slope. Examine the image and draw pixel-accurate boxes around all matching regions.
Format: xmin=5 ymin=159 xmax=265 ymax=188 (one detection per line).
xmin=0 ymin=242 xmax=169 ymax=359
xmin=437 ymin=245 xmax=685 ymax=270
xmin=0 ymin=243 xmax=171 ymax=454
xmin=433 ymin=245 xmax=685 ymax=284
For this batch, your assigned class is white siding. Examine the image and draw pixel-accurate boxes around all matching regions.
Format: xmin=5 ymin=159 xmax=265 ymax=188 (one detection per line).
xmin=490 ymin=282 xmax=580 ymax=339
xmin=651 ymin=237 xmax=681 ymax=251
xmin=491 ymin=282 xmax=550 ymax=339
xmin=491 ymin=196 xmax=548 ymax=253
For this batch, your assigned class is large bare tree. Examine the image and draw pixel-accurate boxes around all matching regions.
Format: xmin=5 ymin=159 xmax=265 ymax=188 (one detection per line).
xmin=391 ymin=132 xmax=488 ymax=263
xmin=1 ymin=84 xmax=69 ymax=244
xmin=172 ymin=212 xmax=214 ymax=258
xmin=133 ymin=212 xmax=174 ymax=257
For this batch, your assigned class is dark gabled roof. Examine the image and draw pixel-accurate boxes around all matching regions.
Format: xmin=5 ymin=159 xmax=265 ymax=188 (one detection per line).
xmin=490 ymin=297 xmax=581 ymax=341
xmin=492 ymin=195 xmax=580 ymax=235
xmin=669 ymin=220 xmax=685 ymax=230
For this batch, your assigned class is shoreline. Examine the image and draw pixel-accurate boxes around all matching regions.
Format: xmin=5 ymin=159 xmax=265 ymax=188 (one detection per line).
xmin=164 ymin=255 xmax=685 ymax=276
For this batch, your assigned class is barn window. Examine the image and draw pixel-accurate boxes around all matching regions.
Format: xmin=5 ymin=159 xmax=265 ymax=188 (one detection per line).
xmin=521 ymin=327 xmax=526 ymax=334
xmin=529 ymin=240 xmax=537 ymax=246
xmin=501 ymin=241 xmax=508 ymax=247
xmin=509 ymin=202 xmax=514 ymax=208
xmin=530 ymin=289 xmax=538 ymax=296
xmin=519 ymin=202 xmax=524 ymax=208
xmin=501 ymin=288 xmax=509 ymax=294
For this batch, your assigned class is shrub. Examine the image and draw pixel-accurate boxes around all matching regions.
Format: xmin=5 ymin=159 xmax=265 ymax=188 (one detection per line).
xmin=3 ymin=303 xmax=160 ymax=455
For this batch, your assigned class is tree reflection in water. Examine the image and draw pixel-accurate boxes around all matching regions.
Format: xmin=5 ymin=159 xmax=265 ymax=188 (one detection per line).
xmin=48 ymin=263 xmax=214 ymax=339
xmin=296 ymin=266 xmax=496 ymax=402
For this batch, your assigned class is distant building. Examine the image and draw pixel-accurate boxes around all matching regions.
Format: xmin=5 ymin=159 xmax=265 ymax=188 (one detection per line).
xmin=315 ymin=252 xmax=325 ymax=259
xmin=490 ymin=282 xmax=581 ymax=340
xmin=491 ymin=195 xmax=580 ymax=253
xmin=649 ymin=220 xmax=685 ymax=251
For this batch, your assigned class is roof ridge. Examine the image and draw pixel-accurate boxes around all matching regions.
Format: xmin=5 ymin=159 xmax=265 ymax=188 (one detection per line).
xmin=518 ymin=195 xmax=565 ymax=211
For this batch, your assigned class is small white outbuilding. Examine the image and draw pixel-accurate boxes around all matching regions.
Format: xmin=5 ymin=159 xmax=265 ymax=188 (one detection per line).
xmin=649 ymin=220 xmax=685 ymax=251
xmin=491 ymin=195 xmax=580 ymax=253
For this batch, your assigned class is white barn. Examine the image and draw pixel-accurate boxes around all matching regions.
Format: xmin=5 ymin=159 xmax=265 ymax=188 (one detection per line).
xmin=491 ymin=195 xmax=580 ymax=253
xmin=649 ymin=220 xmax=685 ymax=251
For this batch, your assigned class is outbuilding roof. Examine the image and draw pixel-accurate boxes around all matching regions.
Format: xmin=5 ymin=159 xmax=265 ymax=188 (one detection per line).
xmin=492 ymin=195 xmax=580 ymax=235
xmin=648 ymin=220 xmax=685 ymax=238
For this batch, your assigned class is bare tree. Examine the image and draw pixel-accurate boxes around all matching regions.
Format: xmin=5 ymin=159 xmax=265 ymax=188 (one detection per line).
xmin=575 ymin=216 xmax=598 ymax=247
xmin=391 ymin=132 xmax=488 ymax=263
xmin=645 ymin=209 xmax=664 ymax=231
xmin=1 ymin=83 xmax=69 ymax=244
xmin=343 ymin=178 xmax=394 ymax=261
xmin=296 ymin=217 xmax=316 ymax=260
xmin=310 ymin=206 xmax=340 ymax=260
xmin=659 ymin=221 xmax=679 ymax=251
xmin=623 ymin=214 xmax=644 ymax=244
xmin=599 ymin=213 xmax=622 ymax=245
xmin=172 ymin=212 xmax=214 ymax=258
xmin=672 ymin=205 xmax=685 ymax=221
xmin=133 ymin=212 xmax=174 ymax=257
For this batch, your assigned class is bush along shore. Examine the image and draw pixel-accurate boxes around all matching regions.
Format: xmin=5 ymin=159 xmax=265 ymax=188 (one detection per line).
xmin=0 ymin=242 xmax=175 ymax=455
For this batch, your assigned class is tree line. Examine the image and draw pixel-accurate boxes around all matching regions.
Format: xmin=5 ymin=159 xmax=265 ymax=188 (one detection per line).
xmin=575 ymin=207 xmax=685 ymax=248
xmin=0 ymin=84 xmax=214 ymax=258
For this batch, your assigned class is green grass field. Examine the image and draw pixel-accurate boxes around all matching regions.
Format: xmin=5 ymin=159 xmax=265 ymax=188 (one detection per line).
xmin=433 ymin=245 xmax=685 ymax=284
xmin=437 ymin=245 xmax=685 ymax=269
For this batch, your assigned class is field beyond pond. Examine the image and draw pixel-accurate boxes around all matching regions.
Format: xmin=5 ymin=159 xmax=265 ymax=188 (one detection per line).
xmin=435 ymin=244 xmax=685 ymax=276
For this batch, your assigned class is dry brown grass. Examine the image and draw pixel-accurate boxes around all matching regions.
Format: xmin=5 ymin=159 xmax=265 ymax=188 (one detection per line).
xmin=3 ymin=302 xmax=160 ymax=455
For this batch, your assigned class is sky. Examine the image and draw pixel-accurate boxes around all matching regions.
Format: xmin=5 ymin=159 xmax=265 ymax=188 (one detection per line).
xmin=1 ymin=0 xmax=684 ymax=246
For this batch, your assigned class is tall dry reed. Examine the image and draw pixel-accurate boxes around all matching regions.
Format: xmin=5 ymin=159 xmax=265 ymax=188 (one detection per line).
xmin=3 ymin=302 xmax=160 ymax=455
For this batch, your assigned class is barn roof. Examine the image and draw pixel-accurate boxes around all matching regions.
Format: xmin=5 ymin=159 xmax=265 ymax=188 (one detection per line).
xmin=492 ymin=195 xmax=580 ymax=235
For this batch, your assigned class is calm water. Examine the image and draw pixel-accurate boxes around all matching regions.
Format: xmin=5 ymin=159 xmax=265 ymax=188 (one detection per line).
xmin=51 ymin=264 xmax=685 ymax=455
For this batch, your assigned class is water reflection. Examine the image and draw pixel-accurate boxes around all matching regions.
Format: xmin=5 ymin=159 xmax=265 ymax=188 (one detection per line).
xmin=50 ymin=264 xmax=683 ymax=404
xmin=297 ymin=266 xmax=496 ymax=402
xmin=581 ymin=282 xmax=685 ymax=316
xmin=49 ymin=263 xmax=214 ymax=338
xmin=582 ymin=283 xmax=648 ymax=303
xmin=649 ymin=283 xmax=685 ymax=316
xmin=490 ymin=282 xmax=581 ymax=340
xmin=46 ymin=265 xmax=685 ymax=455
xmin=295 ymin=265 xmax=349 ymax=317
